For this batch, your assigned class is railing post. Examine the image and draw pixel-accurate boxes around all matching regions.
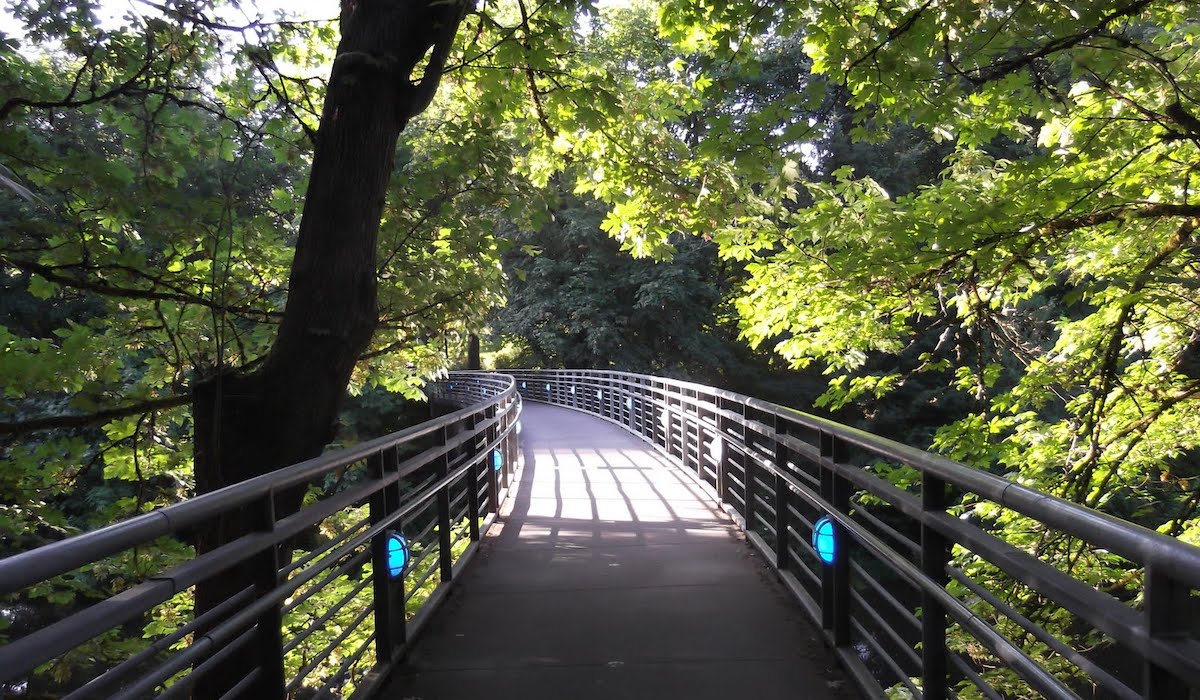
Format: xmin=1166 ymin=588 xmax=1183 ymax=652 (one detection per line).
xmin=370 ymin=448 xmax=406 ymax=662
xmin=1144 ymin=565 xmax=1191 ymax=699
xmin=773 ymin=420 xmax=790 ymax=572
xmin=466 ymin=411 xmax=481 ymax=541
xmin=247 ymin=493 xmax=286 ymax=699
xmin=744 ymin=404 xmax=756 ymax=533
xmin=436 ymin=426 xmax=454 ymax=584
xmin=921 ymin=474 xmax=949 ymax=700
xmin=819 ymin=433 xmax=851 ymax=647
xmin=716 ymin=396 xmax=730 ymax=505
xmin=485 ymin=402 xmax=500 ymax=515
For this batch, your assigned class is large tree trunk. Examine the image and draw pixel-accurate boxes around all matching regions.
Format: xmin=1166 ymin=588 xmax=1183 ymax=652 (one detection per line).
xmin=190 ymin=1 xmax=468 ymax=696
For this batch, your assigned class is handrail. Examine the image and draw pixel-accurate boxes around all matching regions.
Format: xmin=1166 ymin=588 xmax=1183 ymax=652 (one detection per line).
xmin=0 ymin=371 xmax=521 ymax=699
xmin=508 ymin=368 xmax=1200 ymax=700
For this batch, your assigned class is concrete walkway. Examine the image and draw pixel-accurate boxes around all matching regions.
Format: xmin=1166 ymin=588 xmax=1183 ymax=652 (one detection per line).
xmin=382 ymin=402 xmax=856 ymax=700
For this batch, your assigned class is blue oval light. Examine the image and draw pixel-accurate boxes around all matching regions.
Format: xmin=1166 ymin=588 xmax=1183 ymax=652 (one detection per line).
xmin=812 ymin=515 xmax=837 ymax=565
xmin=387 ymin=532 xmax=410 ymax=579
xmin=521 ymin=381 xmax=526 ymax=389
xmin=492 ymin=449 xmax=503 ymax=471
xmin=625 ymin=397 xmax=632 ymax=410
xmin=596 ymin=390 xmax=603 ymax=400
xmin=545 ymin=383 xmax=551 ymax=391
xmin=570 ymin=386 xmax=576 ymax=395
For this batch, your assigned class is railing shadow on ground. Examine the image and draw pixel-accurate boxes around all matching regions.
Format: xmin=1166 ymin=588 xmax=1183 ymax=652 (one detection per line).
xmin=506 ymin=369 xmax=1200 ymax=700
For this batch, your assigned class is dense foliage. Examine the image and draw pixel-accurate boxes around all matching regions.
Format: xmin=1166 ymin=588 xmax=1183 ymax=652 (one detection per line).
xmin=2 ymin=0 xmax=1199 ymax=697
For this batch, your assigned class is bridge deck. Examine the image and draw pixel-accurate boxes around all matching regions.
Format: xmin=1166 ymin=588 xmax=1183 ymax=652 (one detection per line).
xmin=382 ymin=403 xmax=856 ymax=699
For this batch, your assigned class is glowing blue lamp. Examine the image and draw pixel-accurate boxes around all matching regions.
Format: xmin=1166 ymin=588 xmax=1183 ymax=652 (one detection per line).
xmin=545 ymin=383 xmax=551 ymax=391
xmin=625 ymin=397 xmax=632 ymax=410
xmin=597 ymin=390 xmax=603 ymax=400
xmin=386 ymin=532 xmax=410 ymax=579
xmin=492 ymin=449 xmax=503 ymax=472
xmin=811 ymin=515 xmax=837 ymax=565
xmin=570 ymin=386 xmax=576 ymax=395
xmin=521 ymin=381 xmax=526 ymax=389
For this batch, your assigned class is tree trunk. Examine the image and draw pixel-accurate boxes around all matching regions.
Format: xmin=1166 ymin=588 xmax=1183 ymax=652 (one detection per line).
xmin=190 ymin=1 xmax=468 ymax=696
xmin=467 ymin=333 xmax=481 ymax=369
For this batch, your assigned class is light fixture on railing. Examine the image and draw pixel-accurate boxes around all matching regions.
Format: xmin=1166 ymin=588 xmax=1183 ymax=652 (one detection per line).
xmin=386 ymin=532 xmax=410 ymax=579
xmin=625 ymin=397 xmax=632 ymax=410
xmin=811 ymin=515 xmax=837 ymax=565
xmin=521 ymin=381 xmax=526 ymax=389
xmin=597 ymin=389 xmax=603 ymax=400
xmin=545 ymin=383 xmax=551 ymax=391
xmin=492 ymin=449 xmax=503 ymax=471
xmin=571 ymin=385 xmax=576 ymax=395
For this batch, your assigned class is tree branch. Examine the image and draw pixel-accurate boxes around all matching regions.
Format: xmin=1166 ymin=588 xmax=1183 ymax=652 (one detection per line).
xmin=0 ymin=394 xmax=190 ymax=437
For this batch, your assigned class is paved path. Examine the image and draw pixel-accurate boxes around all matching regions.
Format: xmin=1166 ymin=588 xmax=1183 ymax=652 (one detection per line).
xmin=383 ymin=402 xmax=856 ymax=700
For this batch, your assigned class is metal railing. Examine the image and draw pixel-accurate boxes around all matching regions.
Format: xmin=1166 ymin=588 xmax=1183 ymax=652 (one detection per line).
xmin=508 ymin=369 xmax=1200 ymax=700
xmin=0 ymin=371 xmax=520 ymax=699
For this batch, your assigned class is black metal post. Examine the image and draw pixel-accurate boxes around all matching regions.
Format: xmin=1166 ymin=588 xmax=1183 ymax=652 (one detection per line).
xmin=1144 ymin=565 xmax=1192 ymax=699
xmin=773 ymin=415 xmax=791 ymax=571
xmin=716 ymin=396 xmax=730 ymax=505
xmin=369 ymin=448 xmax=406 ymax=662
xmin=436 ymin=426 xmax=454 ymax=584
xmin=485 ymin=403 xmax=499 ymax=515
xmin=818 ymin=432 xmax=851 ymax=645
xmin=744 ymin=404 xmax=756 ymax=533
xmin=466 ymin=412 xmax=481 ymax=541
xmin=921 ymin=473 xmax=949 ymax=700
xmin=250 ymin=493 xmax=285 ymax=698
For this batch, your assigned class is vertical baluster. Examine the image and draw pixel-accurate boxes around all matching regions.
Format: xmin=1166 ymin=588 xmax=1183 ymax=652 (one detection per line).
xmin=716 ymin=396 xmax=730 ymax=505
xmin=922 ymin=473 xmax=949 ymax=699
xmin=773 ymin=418 xmax=790 ymax=572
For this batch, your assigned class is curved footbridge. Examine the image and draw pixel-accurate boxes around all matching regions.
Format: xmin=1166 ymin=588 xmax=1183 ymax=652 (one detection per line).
xmin=384 ymin=402 xmax=856 ymax=699
xmin=2 ymin=370 xmax=1199 ymax=700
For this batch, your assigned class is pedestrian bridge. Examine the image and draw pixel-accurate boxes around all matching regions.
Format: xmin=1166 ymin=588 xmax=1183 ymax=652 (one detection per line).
xmin=1 ymin=370 xmax=1199 ymax=700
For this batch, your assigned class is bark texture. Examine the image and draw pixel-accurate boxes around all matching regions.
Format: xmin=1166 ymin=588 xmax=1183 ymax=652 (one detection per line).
xmin=190 ymin=1 xmax=468 ymax=696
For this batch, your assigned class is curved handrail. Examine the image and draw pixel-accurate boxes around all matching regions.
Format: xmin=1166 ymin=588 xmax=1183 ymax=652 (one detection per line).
xmin=508 ymin=368 xmax=1200 ymax=700
xmin=0 ymin=371 xmax=521 ymax=699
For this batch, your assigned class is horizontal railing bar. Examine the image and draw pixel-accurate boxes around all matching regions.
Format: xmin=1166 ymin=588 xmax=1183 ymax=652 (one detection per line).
xmin=156 ymin=626 xmax=256 ymax=700
xmin=282 ymin=549 xmax=371 ymax=616
xmin=403 ymin=553 xmax=442 ymax=604
xmin=216 ymin=667 xmax=260 ymax=700
xmin=851 ymin=501 xmax=919 ymax=555
xmin=0 ymin=382 xmax=519 ymax=594
xmin=523 ymin=368 xmax=1200 ymax=584
xmin=281 ymin=515 xmax=371 ymax=579
xmin=64 ymin=584 xmax=255 ymax=700
xmin=946 ymin=567 xmax=1140 ymax=700
xmin=851 ymin=560 xmax=919 ymax=633
xmin=851 ymin=618 xmax=922 ymax=700
xmin=839 ymin=463 xmax=1200 ymax=681
xmin=850 ymin=587 xmax=921 ymax=670
xmin=786 ymin=547 xmax=821 ymax=589
xmin=286 ymin=603 xmax=374 ymax=693
xmin=111 ymin=620 xmax=253 ymax=700
xmin=323 ymin=628 xmax=377 ymax=695
xmin=949 ymin=651 xmax=1003 ymax=700
xmin=283 ymin=574 xmax=373 ymax=654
